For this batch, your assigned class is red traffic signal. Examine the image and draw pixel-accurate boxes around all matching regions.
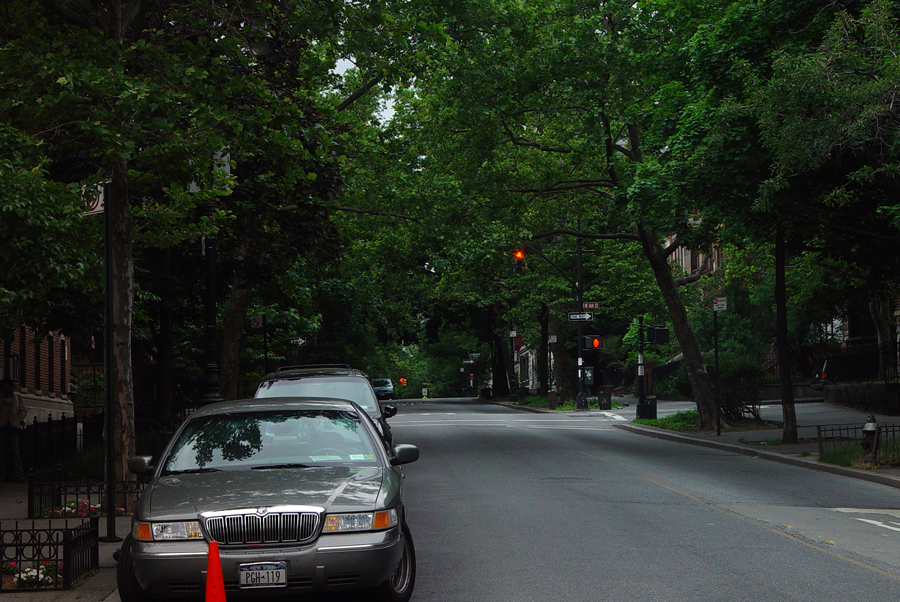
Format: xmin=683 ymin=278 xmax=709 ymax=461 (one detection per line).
xmin=584 ymin=335 xmax=604 ymax=350
xmin=513 ymin=250 xmax=525 ymax=261
xmin=399 ymin=377 xmax=408 ymax=387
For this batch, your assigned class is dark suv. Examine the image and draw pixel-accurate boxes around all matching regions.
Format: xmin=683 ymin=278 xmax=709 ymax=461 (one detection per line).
xmin=255 ymin=365 xmax=396 ymax=445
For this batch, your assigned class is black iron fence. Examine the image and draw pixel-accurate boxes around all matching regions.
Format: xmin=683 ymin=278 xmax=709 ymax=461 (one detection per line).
xmin=20 ymin=414 xmax=104 ymax=475
xmin=817 ymin=422 xmax=900 ymax=465
xmin=28 ymin=474 xmax=148 ymax=520
xmin=22 ymin=414 xmax=179 ymax=476
xmin=0 ymin=517 xmax=98 ymax=592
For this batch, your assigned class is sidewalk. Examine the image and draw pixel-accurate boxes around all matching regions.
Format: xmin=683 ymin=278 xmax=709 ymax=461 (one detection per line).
xmin=614 ymin=397 xmax=900 ymax=490
xmin=0 ymin=483 xmax=124 ymax=601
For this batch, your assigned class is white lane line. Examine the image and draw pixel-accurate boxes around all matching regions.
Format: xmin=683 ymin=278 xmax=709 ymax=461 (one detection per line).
xmin=854 ymin=518 xmax=900 ymax=533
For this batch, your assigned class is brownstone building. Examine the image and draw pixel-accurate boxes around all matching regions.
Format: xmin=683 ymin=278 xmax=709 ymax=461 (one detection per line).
xmin=1 ymin=326 xmax=73 ymax=420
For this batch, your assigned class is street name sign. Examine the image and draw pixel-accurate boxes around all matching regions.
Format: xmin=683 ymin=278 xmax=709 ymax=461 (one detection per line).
xmin=582 ymin=302 xmax=600 ymax=310
xmin=568 ymin=312 xmax=594 ymax=321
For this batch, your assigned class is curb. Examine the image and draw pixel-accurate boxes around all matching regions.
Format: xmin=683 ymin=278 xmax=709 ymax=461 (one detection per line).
xmin=615 ymin=422 xmax=900 ymax=490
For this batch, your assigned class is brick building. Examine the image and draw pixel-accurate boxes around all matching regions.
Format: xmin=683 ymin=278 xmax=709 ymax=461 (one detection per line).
xmin=1 ymin=326 xmax=74 ymax=421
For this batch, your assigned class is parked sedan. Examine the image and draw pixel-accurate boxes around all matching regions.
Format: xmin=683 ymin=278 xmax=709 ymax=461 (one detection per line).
xmin=255 ymin=365 xmax=396 ymax=445
xmin=116 ymin=397 xmax=418 ymax=601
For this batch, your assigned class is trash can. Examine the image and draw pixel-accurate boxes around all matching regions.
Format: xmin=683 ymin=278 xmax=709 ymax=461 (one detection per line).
xmin=597 ymin=389 xmax=612 ymax=411
xmin=636 ymin=395 xmax=657 ymax=419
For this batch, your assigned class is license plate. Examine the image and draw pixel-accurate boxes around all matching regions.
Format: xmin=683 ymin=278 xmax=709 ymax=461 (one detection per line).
xmin=238 ymin=562 xmax=287 ymax=588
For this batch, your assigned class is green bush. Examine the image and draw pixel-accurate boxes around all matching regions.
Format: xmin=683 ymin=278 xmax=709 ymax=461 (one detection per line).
xmin=634 ymin=409 xmax=700 ymax=432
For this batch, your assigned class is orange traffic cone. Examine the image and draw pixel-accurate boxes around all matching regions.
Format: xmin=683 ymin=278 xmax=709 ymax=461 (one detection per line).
xmin=205 ymin=540 xmax=226 ymax=602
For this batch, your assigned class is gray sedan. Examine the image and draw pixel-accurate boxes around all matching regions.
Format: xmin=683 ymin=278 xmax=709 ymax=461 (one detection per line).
xmin=116 ymin=397 xmax=418 ymax=601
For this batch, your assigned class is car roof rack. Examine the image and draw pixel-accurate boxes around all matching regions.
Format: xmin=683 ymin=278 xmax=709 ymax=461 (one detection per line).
xmin=274 ymin=364 xmax=352 ymax=373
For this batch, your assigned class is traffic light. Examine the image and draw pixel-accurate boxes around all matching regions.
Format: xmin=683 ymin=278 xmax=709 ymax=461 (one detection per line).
xmin=398 ymin=377 xmax=407 ymax=387
xmin=511 ymin=249 xmax=525 ymax=274
xmin=583 ymin=335 xmax=604 ymax=350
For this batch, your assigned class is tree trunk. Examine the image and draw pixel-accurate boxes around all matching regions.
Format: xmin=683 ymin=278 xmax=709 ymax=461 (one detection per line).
xmin=491 ymin=337 xmax=510 ymax=398
xmin=538 ymin=303 xmax=549 ymax=396
xmin=775 ymin=225 xmax=798 ymax=443
xmin=636 ymin=224 xmax=717 ymax=429
xmin=870 ymin=295 xmax=893 ymax=378
xmin=109 ymin=160 xmax=136 ymax=489
xmin=549 ymin=311 xmax=577 ymax=402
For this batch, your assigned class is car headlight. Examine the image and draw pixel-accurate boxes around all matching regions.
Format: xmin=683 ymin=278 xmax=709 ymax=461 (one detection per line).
xmin=134 ymin=521 xmax=204 ymax=541
xmin=322 ymin=508 xmax=398 ymax=533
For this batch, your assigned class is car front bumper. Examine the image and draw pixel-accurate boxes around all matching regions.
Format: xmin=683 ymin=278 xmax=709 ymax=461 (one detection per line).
xmin=130 ymin=528 xmax=403 ymax=599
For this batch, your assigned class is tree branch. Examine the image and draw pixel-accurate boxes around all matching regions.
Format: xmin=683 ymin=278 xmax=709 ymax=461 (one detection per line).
xmin=674 ymin=254 xmax=711 ymax=286
xmin=532 ymin=229 xmax=639 ymax=242
xmin=280 ymin=203 xmax=420 ymax=222
xmin=335 ymin=73 xmax=385 ymax=112
xmin=501 ymin=122 xmax=572 ymax=153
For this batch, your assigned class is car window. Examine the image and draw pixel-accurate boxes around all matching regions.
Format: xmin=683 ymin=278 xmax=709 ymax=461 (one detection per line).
xmin=372 ymin=379 xmax=392 ymax=387
xmin=255 ymin=377 xmax=379 ymax=412
xmin=161 ymin=410 xmax=381 ymax=474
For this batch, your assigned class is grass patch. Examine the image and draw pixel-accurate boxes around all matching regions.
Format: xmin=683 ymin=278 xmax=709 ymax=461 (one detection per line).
xmin=517 ymin=396 xmax=626 ymax=411
xmin=820 ymin=444 xmax=867 ymax=467
xmin=634 ymin=409 xmax=700 ymax=432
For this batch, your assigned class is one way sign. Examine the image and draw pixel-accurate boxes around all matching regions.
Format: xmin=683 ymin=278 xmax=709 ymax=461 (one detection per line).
xmin=568 ymin=312 xmax=594 ymax=321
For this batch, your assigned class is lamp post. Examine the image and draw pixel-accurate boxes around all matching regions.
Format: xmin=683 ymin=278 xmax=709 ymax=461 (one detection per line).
xmin=194 ymin=151 xmax=229 ymax=405
xmin=197 ymin=200 xmax=223 ymax=405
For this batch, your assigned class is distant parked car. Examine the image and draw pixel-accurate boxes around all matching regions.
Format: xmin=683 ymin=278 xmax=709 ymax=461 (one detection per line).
xmin=255 ymin=365 xmax=396 ymax=445
xmin=811 ymin=346 xmax=881 ymax=390
xmin=372 ymin=378 xmax=395 ymax=400
xmin=116 ymin=397 xmax=418 ymax=602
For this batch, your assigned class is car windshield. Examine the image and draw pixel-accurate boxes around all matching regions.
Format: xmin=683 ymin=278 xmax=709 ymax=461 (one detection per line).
xmin=372 ymin=379 xmax=391 ymax=387
xmin=161 ymin=409 xmax=381 ymax=474
xmin=255 ymin=376 xmax=379 ymax=412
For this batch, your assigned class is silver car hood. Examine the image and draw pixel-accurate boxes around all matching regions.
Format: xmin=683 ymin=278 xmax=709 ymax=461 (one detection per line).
xmin=140 ymin=466 xmax=387 ymax=521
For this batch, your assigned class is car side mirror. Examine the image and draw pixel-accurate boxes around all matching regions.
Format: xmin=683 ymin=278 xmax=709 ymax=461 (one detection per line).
xmin=128 ymin=455 xmax=155 ymax=475
xmin=390 ymin=444 xmax=419 ymax=466
xmin=382 ymin=405 xmax=397 ymax=419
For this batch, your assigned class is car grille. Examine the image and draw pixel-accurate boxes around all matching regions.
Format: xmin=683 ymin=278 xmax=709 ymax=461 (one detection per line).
xmin=202 ymin=506 xmax=322 ymax=545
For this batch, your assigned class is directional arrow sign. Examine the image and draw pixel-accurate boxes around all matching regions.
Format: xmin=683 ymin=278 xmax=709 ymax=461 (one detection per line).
xmin=568 ymin=312 xmax=594 ymax=321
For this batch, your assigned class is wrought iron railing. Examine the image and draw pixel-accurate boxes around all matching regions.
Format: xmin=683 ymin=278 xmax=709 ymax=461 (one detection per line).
xmin=817 ymin=422 xmax=900 ymax=465
xmin=0 ymin=517 xmax=98 ymax=592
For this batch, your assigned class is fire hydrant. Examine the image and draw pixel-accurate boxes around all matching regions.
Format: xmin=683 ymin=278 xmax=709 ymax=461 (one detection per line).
xmin=861 ymin=415 xmax=880 ymax=462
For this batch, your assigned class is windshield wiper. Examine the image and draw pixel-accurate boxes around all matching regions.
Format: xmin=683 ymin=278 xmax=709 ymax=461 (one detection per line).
xmin=164 ymin=467 xmax=223 ymax=475
xmin=250 ymin=463 xmax=312 ymax=470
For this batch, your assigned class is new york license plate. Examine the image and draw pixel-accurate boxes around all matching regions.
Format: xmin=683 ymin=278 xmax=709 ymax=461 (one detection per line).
xmin=238 ymin=561 xmax=287 ymax=588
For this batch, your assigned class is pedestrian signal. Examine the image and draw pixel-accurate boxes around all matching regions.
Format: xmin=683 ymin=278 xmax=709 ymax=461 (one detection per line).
xmin=583 ymin=335 xmax=604 ymax=350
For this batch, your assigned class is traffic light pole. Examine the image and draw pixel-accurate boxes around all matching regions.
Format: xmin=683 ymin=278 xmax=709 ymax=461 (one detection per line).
xmin=575 ymin=235 xmax=588 ymax=410
xmin=637 ymin=316 xmax=645 ymax=405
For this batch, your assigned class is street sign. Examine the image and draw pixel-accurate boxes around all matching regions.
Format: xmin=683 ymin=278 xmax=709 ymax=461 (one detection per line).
xmin=582 ymin=302 xmax=600 ymax=310
xmin=713 ymin=297 xmax=728 ymax=312
xmin=289 ymin=337 xmax=306 ymax=346
xmin=250 ymin=315 xmax=264 ymax=329
xmin=568 ymin=312 xmax=594 ymax=321
xmin=81 ymin=183 xmax=107 ymax=216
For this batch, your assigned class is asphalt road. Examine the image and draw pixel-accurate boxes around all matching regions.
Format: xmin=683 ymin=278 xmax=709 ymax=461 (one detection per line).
xmin=388 ymin=398 xmax=900 ymax=602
